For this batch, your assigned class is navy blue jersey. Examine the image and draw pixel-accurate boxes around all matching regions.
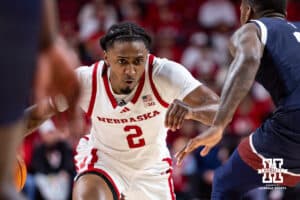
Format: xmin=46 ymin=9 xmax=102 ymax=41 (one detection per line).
xmin=0 ymin=0 xmax=42 ymax=124
xmin=252 ymin=18 xmax=300 ymax=107
xmin=249 ymin=18 xmax=300 ymax=174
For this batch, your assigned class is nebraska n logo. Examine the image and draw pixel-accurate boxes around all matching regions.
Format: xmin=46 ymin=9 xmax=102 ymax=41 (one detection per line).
xmin=258 ymin=158 xmax=288 ymax=184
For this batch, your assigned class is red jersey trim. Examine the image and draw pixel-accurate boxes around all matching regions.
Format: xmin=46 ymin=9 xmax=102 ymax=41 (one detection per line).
xmin=87 ymin=62 xmax=100 ymax=117
xmin=131 ymin=72 xmax=145 ymax=104
xmin=102 ymin=63 xmax=145 ymax=108
xmin=76 ymin=147 xmax=121 ymax=199
xmin=148 ymin=55 xmax=169 ymax=108
xmin=163 ymin=158 xmax=176 ymax=200
xmin=102 ymin=64 xmax=118 ymax=108
xmin=84 ymin=168 xmax=121 ymax=199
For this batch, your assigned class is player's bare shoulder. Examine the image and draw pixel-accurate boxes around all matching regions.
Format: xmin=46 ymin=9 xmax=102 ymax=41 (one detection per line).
xmin=231 ymin=23 xmax=260 ymax=46
xmin=229 ymin=23 xmax=262 ymax=56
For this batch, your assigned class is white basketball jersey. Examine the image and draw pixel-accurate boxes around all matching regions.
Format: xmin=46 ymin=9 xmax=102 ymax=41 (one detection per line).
xmin=76 ymin=54 xmax=201 ymax=170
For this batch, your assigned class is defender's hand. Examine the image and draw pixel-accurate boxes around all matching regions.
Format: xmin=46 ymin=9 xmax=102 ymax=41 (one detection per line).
xmin=175 ymin=125 xmax=224 ymax=165
xmin=165 ymin=99 xmax=192 ymax=132
xmin=34 ymin=36 xmax=84 ymax=137
xmin=34 ymin=36 xmax=80 ymax=115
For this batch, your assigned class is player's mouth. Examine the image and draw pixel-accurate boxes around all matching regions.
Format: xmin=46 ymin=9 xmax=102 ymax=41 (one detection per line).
xmin=124 ymin=80 xmax=135 ymax=85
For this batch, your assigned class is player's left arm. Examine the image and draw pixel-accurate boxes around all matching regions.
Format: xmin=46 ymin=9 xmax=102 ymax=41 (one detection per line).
xmin=165 ymin=85 xmax=219 ymax=131
xmin=160 ymin=58 xmax=219 ymax=131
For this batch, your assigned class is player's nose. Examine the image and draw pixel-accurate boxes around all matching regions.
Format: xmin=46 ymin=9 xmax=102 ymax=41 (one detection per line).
xmin=124 ymin=64 xmax=136 ymax=75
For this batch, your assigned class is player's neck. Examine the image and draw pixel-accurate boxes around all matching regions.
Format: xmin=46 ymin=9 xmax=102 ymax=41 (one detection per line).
xmin=254 ymin=11 xmax=286 ymax=20
xmin=107 ymin=67 xmax=119 ymax=94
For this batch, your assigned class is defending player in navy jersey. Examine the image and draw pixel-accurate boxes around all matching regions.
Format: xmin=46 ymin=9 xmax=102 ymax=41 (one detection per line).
xmin=0 ymin=1 xmax=80 ymax=199
xmin=176 ymin=0 xmax=300 ymax=199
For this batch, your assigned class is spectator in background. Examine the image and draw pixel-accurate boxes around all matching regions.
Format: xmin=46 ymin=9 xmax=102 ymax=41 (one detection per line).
xmin=145 ymin=0 xmax=181 ymax=34
xmin=172 ymin=0 xmax=203 ymax=37
xmin=198 ymin=0 xmax=237 ymax=30
xmin=78 ymin=31 xmax=105 ymax=65
xmin=154 ymin=28 xmax=182 ymax=62
xmin=30 ymin=120 xmax=75 ymax=200
xmin=78 ymin=0 xmax=117 ymax=40
xmin=181 ymin=32 xmax=209 ymax=72
xmin=197 ymin=0 xmax=237 ymax=67
xmin=116 ymin=0 xmax=146 ymax=26
xmin=181 ymin=32 xmax=219 ymax=89
xmin=77 ymin=0 xmax=118 ymax=65
xmin=211 ymin=31 xmax=231 ymax=67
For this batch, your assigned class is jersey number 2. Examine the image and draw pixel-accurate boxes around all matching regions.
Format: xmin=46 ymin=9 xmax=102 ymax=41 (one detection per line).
xmin=124 ymin=125 xmax=145 ymax=148
xmin=294 ymin=32 xmax=300 ymax=43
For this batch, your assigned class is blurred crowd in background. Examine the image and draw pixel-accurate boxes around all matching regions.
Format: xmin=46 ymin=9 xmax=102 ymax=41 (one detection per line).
xmin=20 ymin=0 xmax=300 ymax=199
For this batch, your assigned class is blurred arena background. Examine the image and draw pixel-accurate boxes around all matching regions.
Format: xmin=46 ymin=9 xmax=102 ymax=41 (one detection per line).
xmin=20 ymin=0 xmax=300 ymax=200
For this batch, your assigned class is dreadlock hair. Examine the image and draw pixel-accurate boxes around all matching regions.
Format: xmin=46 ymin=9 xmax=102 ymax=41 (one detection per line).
xmin=245 ymin=0 xmax=287 ymax=16
xmin=100 ymin=22 xmax=152 ymax=51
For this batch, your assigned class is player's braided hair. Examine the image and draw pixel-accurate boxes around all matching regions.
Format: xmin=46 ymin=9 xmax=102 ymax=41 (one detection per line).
xmin=100 ymin=22 xmax=152 ymax=51
xmin=246 ymin=0 xmax=287 ymax=15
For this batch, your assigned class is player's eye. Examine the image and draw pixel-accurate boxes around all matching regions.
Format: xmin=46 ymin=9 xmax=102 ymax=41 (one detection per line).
xmin=118 ymin=59 xmax=128 ymax=65
xmin=133 ymin=59 xmax=144 ymax=65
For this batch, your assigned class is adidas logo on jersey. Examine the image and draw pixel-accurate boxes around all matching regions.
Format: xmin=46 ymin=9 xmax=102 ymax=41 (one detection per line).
xmin=118 ymin=99 xmax=127 ymax=106
xmin=120 ymin=107 xmax=130 ymax=113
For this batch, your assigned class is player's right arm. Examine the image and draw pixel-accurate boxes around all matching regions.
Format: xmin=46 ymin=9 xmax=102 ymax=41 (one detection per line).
xmin=24 ymin=99 xmax=60 ymax=136
xmin=24 ymin=66 xmax=92 ymax=137
xmin=24 ymin=0 xmax=83 ymax=136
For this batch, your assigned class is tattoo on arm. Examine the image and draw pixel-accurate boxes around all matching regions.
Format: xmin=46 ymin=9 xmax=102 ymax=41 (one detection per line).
xmin=190 ymin=104 xmax=219 ymax=126
xmin=213 ymin=24 xmax=263 ymax=128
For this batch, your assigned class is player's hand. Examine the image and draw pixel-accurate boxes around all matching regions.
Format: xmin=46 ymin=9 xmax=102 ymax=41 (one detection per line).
xmin=165 ymin=99 xmax=192 ymax=132
xmin=175 ymin=125 xmax=224 ymax=165
xmin=34 ymin=36 xmax=81 ymax=124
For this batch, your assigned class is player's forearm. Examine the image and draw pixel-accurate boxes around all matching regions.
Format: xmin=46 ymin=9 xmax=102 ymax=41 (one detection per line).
xmin=189 ymin=103 xmax=219 ymax=126
xmin=23 ymin=101 xmax=57 ymax=137
xmin=213 ymin=53 xmax=260 ymax=128
xmin=40 ymin=0 xmax=58 ymax=51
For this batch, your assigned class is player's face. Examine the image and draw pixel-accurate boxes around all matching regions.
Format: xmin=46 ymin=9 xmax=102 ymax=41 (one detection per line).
xmin=104 ymin=40 xmax=148 ymax=94
xmin=240 ymin=0 xmax=252 ymax=25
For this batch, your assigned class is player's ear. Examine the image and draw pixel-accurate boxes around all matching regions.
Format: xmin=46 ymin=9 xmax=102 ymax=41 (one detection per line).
xmin=103 ymin=51 xmax=109 ymax=66
xmin=245 ymin=5 xmax=252 ymax=22
xmin=246 ymin=5 xmax=256 ymax=22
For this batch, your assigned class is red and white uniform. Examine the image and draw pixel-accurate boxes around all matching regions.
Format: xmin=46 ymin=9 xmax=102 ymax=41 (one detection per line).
xmin=74 ymin=54 xmax=201 ymax=200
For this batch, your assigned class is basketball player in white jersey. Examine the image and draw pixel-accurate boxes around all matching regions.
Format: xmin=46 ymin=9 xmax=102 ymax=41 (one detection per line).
xmin=25 ymin=22 xmax=219 ymax=200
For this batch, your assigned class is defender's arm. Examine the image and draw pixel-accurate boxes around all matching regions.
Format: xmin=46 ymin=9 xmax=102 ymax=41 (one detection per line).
xmin=213 ymin=23 xmax=264 ymax=128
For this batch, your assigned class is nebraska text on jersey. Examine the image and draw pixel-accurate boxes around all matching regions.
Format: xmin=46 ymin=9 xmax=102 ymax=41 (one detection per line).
xmin=97 ymin=110 xmax=161 ymax=124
